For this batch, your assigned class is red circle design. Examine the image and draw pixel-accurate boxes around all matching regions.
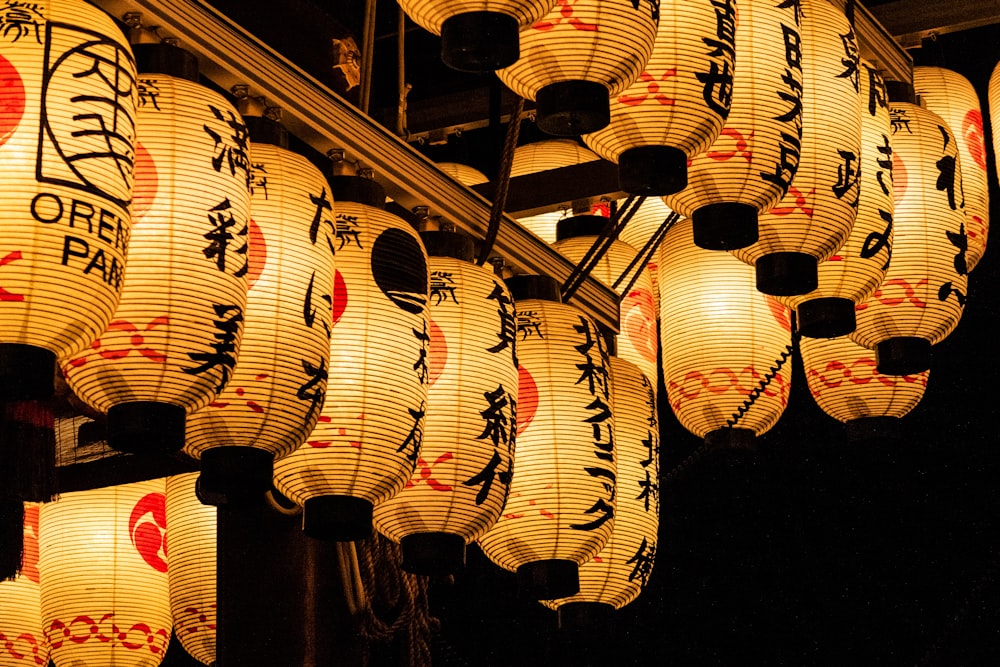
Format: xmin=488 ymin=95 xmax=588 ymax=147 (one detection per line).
xmin=428 ymin=318 xmax=446 ymax=387
xmin=131 ymin=143 xmax=157 ymax=221
xmin=962 ymin=109 xmax=987 ymax=171
xmin=246 ymin=218 xmax=266 ymax=289
xmin=331 ymin=269 xmax=347 ymax=327
xmin=0 ymin=53 xmax=25 ymax=148
xmin=128 ymin=493 xmax=168 ymax=573
xmin=516 ymin=365 xmax=538 ymax=437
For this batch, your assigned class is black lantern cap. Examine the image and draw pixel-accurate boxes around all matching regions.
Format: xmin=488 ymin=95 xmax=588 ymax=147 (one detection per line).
xmin=505 ymin=274 xmax=562 ymax=303
xmin=420 ymin=230 xmax=475 ymax=262
xmin=303 ymin=495 xmax=373 ymax=542
xmin=618 ymin=145 xmax=687 ymax=196
xmin=535 ymin=80 xmax=610 ymax=137
xmin=556 ymin=214 xmax=609 ymax=241
xmin=245 ymin=115 xmax=289 ymax=148
xmin=797 ymin=297 xmax=857 ymax=338
xmin=400 ymin=532 xmax=467 ymax=576
xmin=329 ymin=175 xmax=386 ymax=209
xmin=441 ymin=11 xmax=519 ymax=72
xmin=875 ymin=336 xmax=931 ymax=376
xmin=0 ymin=344 xmax=55 ymax=400
xmin=692 ymin=203 xmax=759 ymax=250
xmin=704 ymin=427 xmax=756 ymax=451
xmin=133 ymin=42 xmax=199 ymax=81
xmin=107 ymin=401 xmax=185 ymax=454
xmin=886 ymin=80 xmax=917 ymax=104
xmin=516 ymin=559 xmax=579 ymax=600
xmin=197 ymin=446 xmax=274 ymax=506
xmin=756 ymin=252 xmax=818 ymax=296
xmin=845 ymin=416 xmax=902 ymax=444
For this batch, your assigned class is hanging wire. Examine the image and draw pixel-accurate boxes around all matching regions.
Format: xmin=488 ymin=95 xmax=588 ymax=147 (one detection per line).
xmin=725 ymin=310 xmax=801 ymax=429
xmin=395 ymin=4 xmax=411 ymax=139
xmin=476 ymin=94 xmax=525 ymax=266
xmin=561 ymin=195 xmax=646 ymax=303
xmin=613 ymin=211 xmax=680 ymax=297
xmin=358 ymin=0 xmax=377 ymax=115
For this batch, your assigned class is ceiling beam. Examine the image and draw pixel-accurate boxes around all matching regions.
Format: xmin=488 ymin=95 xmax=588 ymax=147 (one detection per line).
xmin=865 ymin=0 xmax=1000 ymax=48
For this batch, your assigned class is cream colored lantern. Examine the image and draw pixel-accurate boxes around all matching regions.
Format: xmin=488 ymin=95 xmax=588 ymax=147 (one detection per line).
xmin=988 ymin=60 xmax=1000 ymax=190
xmin=436 ymin=161 xmax=489 ymax=187
xmin=616 ymin=196 xmax=674 ymax=315
xmin=0 ymin=0 xmax=137 ymax=399
xmin=0 ymin=504 xmax=50 ymax=667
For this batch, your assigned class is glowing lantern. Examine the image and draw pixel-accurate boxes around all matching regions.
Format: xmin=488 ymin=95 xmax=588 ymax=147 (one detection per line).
xmin=615 ymin=196 xmax=674 ymax=315
xmin=582 ymin=0 xmax=735 ymax=195
xmin=733 ymin=0 xmax=862 ymax=296
xmin=851 ymin=100 xmax=967 ymax=376
xmin=372 ymin=232 xmax=518 ymax=575
xmin=272 ymin=177 xmax=430 ymax=541
xmin=0 ymin=504 xmax=50 ymax=666
xmin=663 ymin=0 xmax=803 ymax=251
xmin=541 ymin=356 xmax=659 ymax=620
xmin=659 ymin=217 xmax=793 ymax=446
xmin=496 ymin=0 xmax=658 ymax=136
xmin=479 ymin=275 xmax=615 ymax=600
xmin=38 ymin=478 xmax=171 ymax=667
xmin=913 ymin=65 xmax=990 ymax=272
xmin=436 ymin=161 xmax=489 ymax=187
xmin=165 ymin=473 xmax=216 ymax=667
xmin=184 ymin=116 xmax=335 ymax=501
xmin=988 ymin=61 xmax=1000 ymax=189
xmin=0 ymin=0 xmax=137 ymax=399
xmin=63 ymin=43 xmax=250 ymax=454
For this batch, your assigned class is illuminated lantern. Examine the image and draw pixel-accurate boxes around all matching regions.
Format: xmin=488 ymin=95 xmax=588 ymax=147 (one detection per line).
xmin=38 ymin=478 xmax=171 ymax=667
xmin=165 ymin=473 xmax=216 ymax=667
xmin=0 ymin=504 xmax=50 ymax=666
xmin=372 ymin=232 xmax=518 ymax=575
xmin=63 ymin=43 xmax=249 ymax=454
xmin=479 ymin=275 xmax=615 ymax=600
xmin=436 ymin=161 xmax=489 ymax=187
xmin=552 ymin=216 xmax=658 ymax=385
xmin=852 ymin=99 xmax=967 ymax=376
xmin=663 ymin=0 xmax=803 ymax=251
xmin=582 ymin=0 xmax=735 ymax=195
xmin=780 ymin=61 xmax=894 ymax=338
xmin=659 ymin=217 xmax=793 ymax=447
xmin=733 ymin=0 xmax=862 ymax=297
xmin=397 ymin=0 xmax=557 ymax=71
xmin=496 ymin=0 xmax=658 ymax=136
xmin=913 ymin=65 xmax=990 ymax=272
xmin=541 ymin=356 xmax=659 ymax=622
xmin=988 ymin=61 xmax=1000 ymax=188
xmin=615 ymin=196 xmax=675 ymax=315
xmin=184 ymin=115 xmax=335 ymax=501
xmin=0 ymin=0 xmax=137 ymax=399
xmin=273 ymin=177 xmax=430 ymax=541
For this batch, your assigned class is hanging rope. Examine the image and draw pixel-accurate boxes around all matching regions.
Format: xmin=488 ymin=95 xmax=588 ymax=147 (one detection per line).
xmin=561 ymin=195 xmax=645 ymax=303
xmin=613 ymin=211 xmax=679 ymax=297
xmin=725 ymin=311 xmax=801 ymax=429
xmin=477 ymin=95 xmax=525 ymax=266
xmin=358 ymin=0 xmax=377 ymax=115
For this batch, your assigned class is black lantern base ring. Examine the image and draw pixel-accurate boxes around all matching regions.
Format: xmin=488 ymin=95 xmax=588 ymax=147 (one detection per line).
xmin=516 ymin=558 xmax=579 ymax=600
xmin=133 ymin=42 xmax=199 ymax=81
xmin=303 ymin=495 xmax=373 ymax=542
xmin=107 ymin=401 xmax=185 ymax=454
xmin=535 ymin=80 xmax=611 ymax=137
xmin=556 ymin=214 xmax=608 ymax=241
xmin=400 ymin=531 xmax=467 ymax=576
xmin=505 ymin=274 xmax=562 ymax=303
xmin=692 ymin=202 xmax=759 ymax=250
xmin=846 ymin=416 xmax=902 ymax=444
xmin=441 ymin=11 xmax=519 ymax=72
xmin=755 ymin=251 xmax=818 ymax=296
xmin=557 ymin=601 xmax=616 ymax=632
xmin=618 ymin=145 xmax=688 ymax=196
xmin=797 ymin=297 xmax=857 ymax=339
xmin=197 ymin=446 xmax=274 ymax=507
xmin=875 ymin=336 xmax=931 ymax=376
xmin=0 ymin=343 xmax=55 ymax=400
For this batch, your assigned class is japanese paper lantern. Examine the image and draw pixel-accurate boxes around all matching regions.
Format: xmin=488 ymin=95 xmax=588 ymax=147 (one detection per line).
xmin=38 ymin=478 xmax=171 ymax=667
xmin=478 ymin=275 xmax=615 ymax=600
xmin=541 ymin=356 xmax=659 ymax=620
xmin=659 ymin=217 xmax=793 ymax=446
xmin=852 ymin=100 xmax=967 ymax=376
xmin=615 ymin=196 xmax=674 ymax=314
xmin=781 ymin=61 xmax=894 ymax=338
xmin=62 ymin=44 xmax=250 ymax=454
xmin=0 ymin=504 xmax=50 ymax=667
xmin=398 ymin=0 xmax=557 ymax=71
xmin=436 ymin=161 xmax=489 ymax=187
xmin=663 ymin=0 xmax=803 ymax=251
xmin=495 ymin=0 xmax=658 ymax=136
xmin=914 ymin=65 xmax=990 ymax=272
xmin=582 ymin=0 xmax=735 ymax=195
xmin=988 ymin=61 xmax=1000 ymax=188
xmin=0 ymin=0 xmax=137 ymax=399
xmin=272 ymin=177 xmax=430 ymax=541
xmin=165 ymin=473 xmax=216 ymax=667
xmin=184 ymin=117 xmax=335 ymax=500
xmin=372 ymin=232 xmax=518 ymax=575
xmin=733 ymin=0 xmax=862 ymax=297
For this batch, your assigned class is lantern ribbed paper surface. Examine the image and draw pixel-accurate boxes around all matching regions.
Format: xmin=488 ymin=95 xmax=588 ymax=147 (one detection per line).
xmin=851 ymin=102 xmax=967 ymax=376
xmin=659 ymin=217 xmax=792 ymax=440
xmin=914 ymin=65 xmax=990 ymax=272
xmin=436 ymin=161 xmax=489 ymax=187
xmin=39 ymin=479 xmax=171 ymax=667
xmin=989 ymin=61 xmax=1000 ymax=193
xmin=582 ymin=0 xmax=734 ymax=195
xmin=272 ymin=195 xmax=430 ymax=541
xmin=615 ymin=197 xmax=673 ymax=315
xmin=373 ymin=236 xmax=518 ymax=574
xmin=478 ymin=276 xmax=614 ymax=600
xmin=542 ymin=356 xmax=659 ymax=612
xmin=733 ymin=0 xmax=862 ymax=297
xmin=63 ymin=66 xmax=250 ymax=453
xmin=663 ymin=0 xmax=803 ymax=251
xmin=0 ymin=0 xmax=137 ymax=398
xmin=165 ymin=473 xmax=216 ymax=667
xmin=0 ymin=505 xmax=50 ymax=667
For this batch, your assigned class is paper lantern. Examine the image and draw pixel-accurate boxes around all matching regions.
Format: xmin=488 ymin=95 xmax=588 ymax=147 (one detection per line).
xmin=914 ymin=65 xmax=990 ymax=272
xmin=780 ymin=61 xmax=894 ymax=338
xmin=272 ymin=177 xmax=430 ymax=541
xmin=496 ymin=0 xmax=658 ymax=136
xmin=398 ymin=0 xmax=557 ymax=71
xmin=165 ymin=473 xmax=216 ymax=667
xmin=663 ymin=0 xmax=803 ymax=251
xmin=614 ymin=196 xmax=674 ymax=315
xmin=851 ymin=100 xmax=967 ymax=376
xmin=436 ymin=161 xmax=489 ymax=187
xmin=732 ymin=0 xmax=862 ymax=297
xmin=0 ymin=0 xmax=137 ymax=399
xmin=541 ymin=356 xmax=659 ymax=620
xmin=372 ymin=232 xmax=518 ymax=575
xmin=582 ymin=0 xmax=735 ymax=195
xmin=63 ymin=44 xmax=249 ymax=454
xmin=659 ymin=217 xmax=793 ymax=446
xmin=478 ymin=275 xmax=615 ymax=600
xmin=988 ymin=60 xmax=1000 ymax=189
xmin=184 ymin=117 xmax=335 ymax=500
xmin=38 ymin=478 xmax=171 ymax=667
xmin=0 ymin=504 xmax=50 ymax=667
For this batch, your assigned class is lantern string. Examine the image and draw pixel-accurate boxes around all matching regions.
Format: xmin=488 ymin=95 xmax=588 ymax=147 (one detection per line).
xmin=561 ymin=195 xmax=645 ymax=302
xmin=725 ymin=311 xmax=801 ymax=429
xmin=477 ymin=95 xmax=525 ymax=266
xmin=613 ymin=211 xmax=680 ymax=296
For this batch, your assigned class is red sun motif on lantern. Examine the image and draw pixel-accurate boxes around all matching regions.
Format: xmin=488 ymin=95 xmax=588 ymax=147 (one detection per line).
xmin=331 ymin=269 xmax=347 ymax=327
xmin=892 ymin=150 xmax=907 ymax=204
xmin=963 ymin=109 xmax=988 ymax=171
xmin=765 ymin=295 xmax=792 ymax=332
xmin=22 ymin=505 xmax=40 ymax=585
xmin=0 ymin=53 xmax=24 ymax=148
xmin=132 ymin=143 xmax=156 ymax=221
xmin=246 ymin=218 xmax=266 ymax=289
xmin=428 ymin=318 xmax=446 ymax=387
xmin=129 ymin=493 xmax=168 ymax=573
xmin=516 ymin=365 xmax=538 ymax=437
xmin=623 ymin=287 xmax=658 ymax=363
